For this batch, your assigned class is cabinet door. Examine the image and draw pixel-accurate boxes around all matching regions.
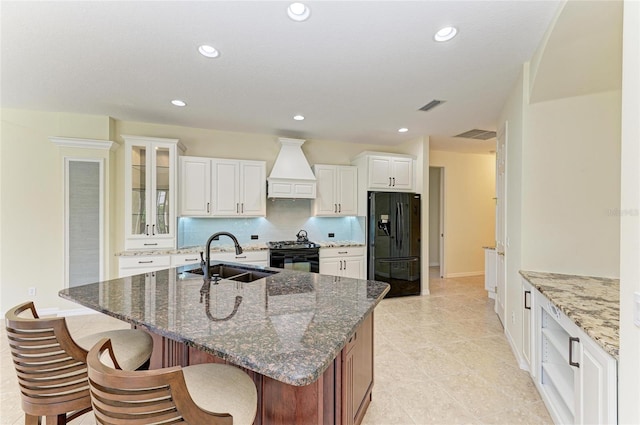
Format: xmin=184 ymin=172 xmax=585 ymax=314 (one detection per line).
xmin=211 ymin=159 xmax=240 ymax=216
xmin=151 ymin=145 xmax=175 ymax=237
xmin=319 ymin=258 xmax=342 ymax=276
xmin=336 ymin=166 xmax=358 ymax=215
xmin=179 ymin=157 xmax=211 ymax=216
xmin=127 ymin=142 xmax=151 ymax=238
xmin=368 ymin=157 xmax=392 ymax=189
xmin=391 ymin=157 xmax=413 ymax=190
xmin=577 ymin=339 xmax=617 ymax=425
xmin=314 ymin=165 xmax=338 ymax=215
xmin=239 ymin=161 xmax=266 ymax=216
xmin=342 ymin=313 xmax=373 ymax=425
xmin=342 ymin=257 xmax=365 ymax=279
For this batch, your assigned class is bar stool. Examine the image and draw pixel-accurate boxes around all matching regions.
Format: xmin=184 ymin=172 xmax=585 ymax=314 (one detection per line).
xmin=4 ymin=301 xmax=153 ymax=425
xmin=87 ymin=337 xmax=258 ymax=425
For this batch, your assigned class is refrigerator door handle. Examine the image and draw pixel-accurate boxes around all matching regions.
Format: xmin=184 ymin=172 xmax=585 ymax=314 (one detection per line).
xmin=395 ymin=202 xmax=401 ymax=250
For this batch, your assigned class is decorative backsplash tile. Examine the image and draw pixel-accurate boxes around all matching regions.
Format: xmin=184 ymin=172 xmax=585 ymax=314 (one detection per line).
xmin=178 ymin=199 xmax=365 ymax=248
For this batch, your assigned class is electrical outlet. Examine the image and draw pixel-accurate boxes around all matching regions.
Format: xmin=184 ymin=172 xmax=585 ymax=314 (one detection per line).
xmin=251 ymin=235 xmax=259 ymax=240
xmin=328 ymin=233 xmax=335 ymax=238
xmin=28 ymin=287 xmax=36 ymax=296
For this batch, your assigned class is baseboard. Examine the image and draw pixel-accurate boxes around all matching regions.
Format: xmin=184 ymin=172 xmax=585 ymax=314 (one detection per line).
xmin=445 ymin=271 xmax=484 ymax=278
xmin=487 ymin=291 xmax=496 ymax=299
xmin=504 ymin=326 xmax=530 ymax=372
xmin=429 ymin=262 xmax=440 ymax=267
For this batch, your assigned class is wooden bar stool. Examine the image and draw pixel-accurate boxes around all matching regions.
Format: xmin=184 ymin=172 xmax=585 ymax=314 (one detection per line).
xmin=87 ymin=337 xmax=258 ymax=425
xmin=4 ymin=301 xmax=154 ymax=425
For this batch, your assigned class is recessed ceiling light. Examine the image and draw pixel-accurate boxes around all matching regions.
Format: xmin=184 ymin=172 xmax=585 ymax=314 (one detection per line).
xmin=398 ymin=128 xmax=409 ymax=133
xmin=198 ymin=44 xmax=220 ymax=58
xmin=287 ymin=2 xmax=310 ymax=22
xmin=434 ymin=26 xmax=458 ymax=42
xmin=171 ymin=99 xmax=186 ymax=107
xmin=293 ymin=115 xmax=305 ymax=121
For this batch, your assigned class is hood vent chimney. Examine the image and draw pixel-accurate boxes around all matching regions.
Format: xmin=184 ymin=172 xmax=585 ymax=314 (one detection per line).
xmin=267 ymin=138 xmax=317 ymax=199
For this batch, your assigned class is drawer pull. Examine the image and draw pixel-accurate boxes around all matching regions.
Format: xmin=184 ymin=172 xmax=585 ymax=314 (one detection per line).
xmin=569 ymin=337 xmax=580 ymax=368
xmin=235 ymin=255 xmax=247 ymax=259
xmin=143 ymin=243 xmax=158 ymax=246
xmin=138 ymin=260 xmax=154 ymax=264
xmin=185 ymin=258 xmax=198 ymax=262
xmin=338 ymin=251 xmax=348 ymax=254
xmin=524 ymin=290 xmax=531 ymax=310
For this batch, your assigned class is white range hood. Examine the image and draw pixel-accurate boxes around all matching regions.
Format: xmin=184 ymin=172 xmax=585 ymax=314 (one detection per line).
xmin=267 ymin=138 xmax=317 ymax=199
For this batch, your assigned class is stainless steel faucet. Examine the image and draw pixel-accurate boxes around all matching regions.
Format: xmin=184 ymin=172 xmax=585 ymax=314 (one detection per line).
xmin=200 ymin=232 xmax=243 ymax=280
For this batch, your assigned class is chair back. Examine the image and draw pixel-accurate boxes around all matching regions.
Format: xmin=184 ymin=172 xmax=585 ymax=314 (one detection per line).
xmin=87 ymin=338 xmax=233 ymax=425
xmin=4 ymin=301 xmax=92 ymax=419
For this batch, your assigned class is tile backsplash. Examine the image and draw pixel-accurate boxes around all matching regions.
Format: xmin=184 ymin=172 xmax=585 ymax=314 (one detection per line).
xmin=177 ymin=199 xmax=365 ymax=248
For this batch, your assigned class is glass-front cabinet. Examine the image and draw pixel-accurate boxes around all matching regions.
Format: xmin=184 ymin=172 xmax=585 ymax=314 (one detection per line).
xmin=123 ymin=135 xmax=184 ymax=250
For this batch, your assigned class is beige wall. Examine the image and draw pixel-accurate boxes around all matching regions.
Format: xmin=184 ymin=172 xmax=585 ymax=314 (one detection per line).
xmin=0 ymin=109 xmax=114 ymax=313
xmin=428 ymin=167 xmax=441 ymax=266
xmin=429 ymin=150 xmax=496 ymax=277
xmin=522 ymin=90 xmax=621 ymax=277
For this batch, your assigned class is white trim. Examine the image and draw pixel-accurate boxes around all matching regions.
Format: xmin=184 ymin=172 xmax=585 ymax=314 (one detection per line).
xmin=121 ymin=134 xmax=186 ymax=152
xmin=50 ymin=136 xmax=117 ymax=151
xmin=504 ymin=326 xmax=530 ymax=371
xmin=445 ymin=271 xmax=484 ymax=278
xmin=64 ymin=158 xmax=105 ymax=288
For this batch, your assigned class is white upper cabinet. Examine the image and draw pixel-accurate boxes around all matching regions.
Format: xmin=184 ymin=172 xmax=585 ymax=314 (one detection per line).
xmin=312 ymin=164 xmax=358 ymax=216
xmin=368 ymin=155 xmax=413 ymax=190
xmin=179 ymin=156 xmax=211 ymax=216
xmin=124 ymin=135 xmax=183 ymax=250
xmin=180 ymin=156 xmax=266 ymax=217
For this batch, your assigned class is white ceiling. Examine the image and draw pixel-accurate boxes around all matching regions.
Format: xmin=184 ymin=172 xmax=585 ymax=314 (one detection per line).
xmin=1 ymin=1 xmax=561 ymax=152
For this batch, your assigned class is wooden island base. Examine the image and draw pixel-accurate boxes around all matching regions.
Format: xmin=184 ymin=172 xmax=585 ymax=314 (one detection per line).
xmin=140 ymin=313 xmax=374 ymax=425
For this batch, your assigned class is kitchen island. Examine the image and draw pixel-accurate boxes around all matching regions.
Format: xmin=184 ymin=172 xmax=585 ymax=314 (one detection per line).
xmin=59 ymin=263 xmax=389 ymax=425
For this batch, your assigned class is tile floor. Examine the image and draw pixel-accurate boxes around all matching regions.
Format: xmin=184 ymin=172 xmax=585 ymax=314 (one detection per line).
xmin=1 ymin=270 xmax=552 ymax=424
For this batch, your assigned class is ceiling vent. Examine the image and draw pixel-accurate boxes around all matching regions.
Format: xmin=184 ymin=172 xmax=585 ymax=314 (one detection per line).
xmin=455 ymin=129 xmax=497 ymax=140
xmin=418 ymin=100 xmax=445 ymax=112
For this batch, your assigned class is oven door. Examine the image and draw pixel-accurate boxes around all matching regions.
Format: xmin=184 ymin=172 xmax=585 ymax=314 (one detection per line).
xmin=270 ymin=248 xmax=319 ymax=273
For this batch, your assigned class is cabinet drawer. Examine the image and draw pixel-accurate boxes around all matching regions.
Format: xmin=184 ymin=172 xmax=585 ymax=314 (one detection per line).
xmin=320 ymin=246 xmax=365 ymax=258
xmin=171 ymin=253 xmax=202 ymax=267
xmin=125 ymin=238 xmax=175 ymax=250
xmin=210 ymin=250 xmax=268 ymax=263
xmin=119 ymin=255 xmax=170 ymax=270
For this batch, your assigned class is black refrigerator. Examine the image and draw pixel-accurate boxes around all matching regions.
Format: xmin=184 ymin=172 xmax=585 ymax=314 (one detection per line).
xmin=367 ymin=191 xmax=421 ymax=297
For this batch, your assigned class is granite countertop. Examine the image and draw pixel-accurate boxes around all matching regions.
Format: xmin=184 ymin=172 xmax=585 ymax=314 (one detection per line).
xmin=117 ymin=241 xmax=365 ymax=256
xmin=60 ymin=264 xmax=389 ymax=386
xmin=116 ymin=243 xmax=269 ymax=256
xmin=317 ymin=241 xmax=365 ymax=248
xmin=520 ymin=270 xmax=619 ymax=359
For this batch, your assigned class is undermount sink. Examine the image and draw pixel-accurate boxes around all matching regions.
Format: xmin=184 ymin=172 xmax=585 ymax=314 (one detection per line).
xmin=185 ymin=264 xmax=278 ymax=283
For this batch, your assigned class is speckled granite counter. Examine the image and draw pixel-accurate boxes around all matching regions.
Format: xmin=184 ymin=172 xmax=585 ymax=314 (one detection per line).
xmin=317 ymin=241 xmax=365 ymax=248
xmin=60 ymin=264 xmax=389 ymax=385
xmin=116 ymin=244 xmax=268 ymax=256
xmin=520 ymin=270 xmax=619 ymax=358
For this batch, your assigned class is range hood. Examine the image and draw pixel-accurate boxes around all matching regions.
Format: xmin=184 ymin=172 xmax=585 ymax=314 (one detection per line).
xmin=268 ymin=138 xmax=317 ymax=199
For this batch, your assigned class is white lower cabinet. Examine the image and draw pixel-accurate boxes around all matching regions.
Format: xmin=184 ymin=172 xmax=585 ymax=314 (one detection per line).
xmin=170 ymin=253 xmax=202 ymax=268
xmin=532 ymin=288 xmax=617 ymax=425
xmin=118 ymin=255 xmax=170 ymax=277
xmin=320 ymin=247 xmax=365 ymax=279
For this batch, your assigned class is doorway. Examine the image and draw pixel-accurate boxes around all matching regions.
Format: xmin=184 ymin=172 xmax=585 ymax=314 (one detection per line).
xmin=428 ymin=167 xmax=445 ymax=278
